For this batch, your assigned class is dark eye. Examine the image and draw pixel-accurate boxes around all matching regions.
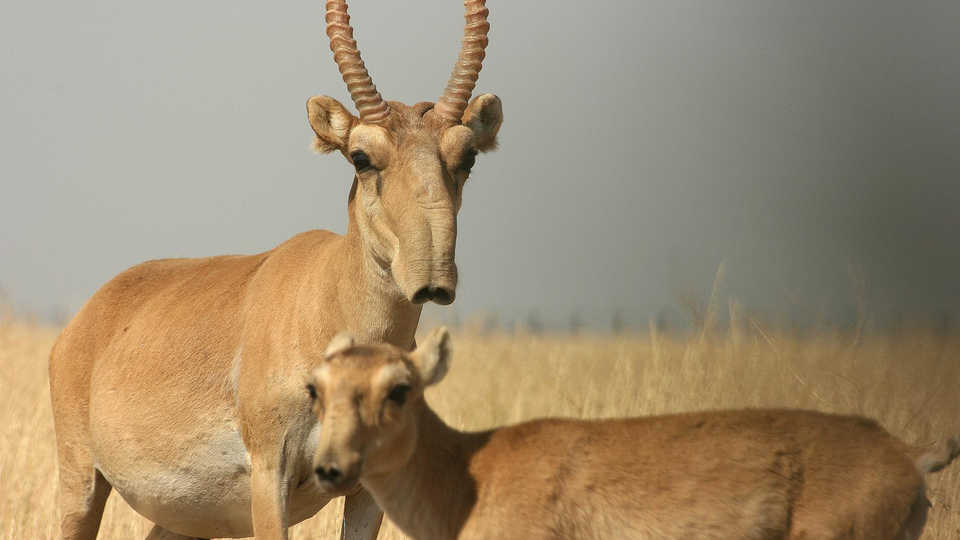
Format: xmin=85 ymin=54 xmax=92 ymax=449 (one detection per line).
xmin=350 ymin=151 xmax=372 ymax=172
xmin=458 ymin=149 xmax=477 ymax=173
xmin=387 ymin=384 xmax=410 ymax=406
xmin=306 ymin=383 xmax=317 ymax=400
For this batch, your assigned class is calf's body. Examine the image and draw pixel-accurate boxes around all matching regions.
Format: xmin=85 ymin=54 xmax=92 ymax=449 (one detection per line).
xmin=438 ymin=410 xmax=924 ymax=539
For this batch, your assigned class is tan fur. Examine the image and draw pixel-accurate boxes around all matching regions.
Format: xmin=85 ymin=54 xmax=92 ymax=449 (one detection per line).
xmin=48 ymin=98 xmax=503 ymax=540
xmin=308 ymin=329 xmax=959 ymax=540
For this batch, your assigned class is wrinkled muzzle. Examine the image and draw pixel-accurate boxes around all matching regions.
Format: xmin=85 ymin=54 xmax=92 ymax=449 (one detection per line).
xmin=393 ymin=205 xmax=458 ymax=306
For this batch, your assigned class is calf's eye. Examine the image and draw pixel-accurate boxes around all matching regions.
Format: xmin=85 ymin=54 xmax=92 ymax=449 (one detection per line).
xmin=306 ymin=383 xmax=317 ymax=400
xmin=387 ymin=384 xmax=410 ymax=406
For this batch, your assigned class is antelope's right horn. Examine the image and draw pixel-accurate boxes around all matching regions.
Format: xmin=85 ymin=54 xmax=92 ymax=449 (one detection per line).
xmin=325 ymin=0 xmax=390 ymax=124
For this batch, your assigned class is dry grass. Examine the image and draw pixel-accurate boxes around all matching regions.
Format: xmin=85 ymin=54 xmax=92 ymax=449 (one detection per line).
xmin=1 ymin=317 xmax=958 ymax=539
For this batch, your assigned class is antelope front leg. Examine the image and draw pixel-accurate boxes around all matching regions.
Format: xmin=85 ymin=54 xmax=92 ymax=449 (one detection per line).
xmin=341 ymin=488 xmax=384 ymax=540
xmin=250 ymin=455 xmax=290 ymax=540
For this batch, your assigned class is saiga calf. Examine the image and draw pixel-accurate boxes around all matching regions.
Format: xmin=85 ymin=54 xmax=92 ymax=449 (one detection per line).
xmin=308 ymin=328 xmax=960 ymax=540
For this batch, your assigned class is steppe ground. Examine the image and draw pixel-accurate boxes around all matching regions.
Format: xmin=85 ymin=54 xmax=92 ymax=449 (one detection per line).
xmin=2 ymin=316 xmax=958 ymax=539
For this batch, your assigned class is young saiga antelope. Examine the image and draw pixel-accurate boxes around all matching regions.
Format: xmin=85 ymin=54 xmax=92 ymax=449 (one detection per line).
xmin=308 ymin=328 xmax=960 ymax=540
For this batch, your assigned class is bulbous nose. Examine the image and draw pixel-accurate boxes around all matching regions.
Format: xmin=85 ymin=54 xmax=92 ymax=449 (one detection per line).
xmin=315 ymin=464 xmax=343 ymax=485
xmin=411 ymin=286 xmax=455 ymax=306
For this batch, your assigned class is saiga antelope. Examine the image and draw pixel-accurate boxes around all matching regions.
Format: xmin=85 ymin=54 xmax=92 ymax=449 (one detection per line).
xmin=47 ymin=1 xmax=503 ymax=538
xmin=309 ymin=328 xmax=960 ymax=540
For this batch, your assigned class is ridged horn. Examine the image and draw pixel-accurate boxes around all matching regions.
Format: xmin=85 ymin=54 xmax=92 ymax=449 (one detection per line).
xmin=434 ymin=0 xmax=490 ymax=124
xmin=325 ymin=0 xmax=390 ymax=124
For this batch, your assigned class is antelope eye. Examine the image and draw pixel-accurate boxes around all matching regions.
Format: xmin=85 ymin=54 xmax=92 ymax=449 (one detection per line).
xmin=306 ymin=383 xmax=317 ymax=400
xmin=350 ymin=151 xmax=372 ymax=172
xmin=458 ymin=149 xmax=477 ymax=173
xmin=387 ymin=384 xmax=410 ymax=406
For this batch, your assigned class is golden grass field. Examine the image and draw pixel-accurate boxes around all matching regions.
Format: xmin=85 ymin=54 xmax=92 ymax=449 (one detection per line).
xmin=1 ymin=316 xmax=958 ymax=539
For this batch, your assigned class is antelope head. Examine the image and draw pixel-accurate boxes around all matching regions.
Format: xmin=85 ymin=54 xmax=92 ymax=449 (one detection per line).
xmin=308 ymin=328 xmax=451 ymax=492
xmin=308 ymin=0 xmax=503 ymax=306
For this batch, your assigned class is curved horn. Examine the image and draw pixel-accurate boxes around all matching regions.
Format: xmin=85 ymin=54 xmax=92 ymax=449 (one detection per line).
xmin=434 ymin=0 xmax=490 ymax=124
xmin=325 ymin=0 xmax=390 ymax=124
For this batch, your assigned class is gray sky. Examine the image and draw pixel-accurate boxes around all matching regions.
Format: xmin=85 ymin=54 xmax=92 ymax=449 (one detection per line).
xmin=2 ymin=1 xmax=959 ymax=329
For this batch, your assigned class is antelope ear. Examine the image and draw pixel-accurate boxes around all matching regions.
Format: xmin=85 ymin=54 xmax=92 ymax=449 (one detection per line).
xmin=324 ymin=332 xmax=356 ymax=358
xmin=461 ymin=94 xmax=502 ymax=152
xmin=307 ymin=96 xmax=358 ymax=153
xmin=411 ymin=327 xmax=451 ymax=386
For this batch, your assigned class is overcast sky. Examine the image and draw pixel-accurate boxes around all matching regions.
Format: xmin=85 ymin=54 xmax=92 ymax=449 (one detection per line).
xmin=2 ymin=1 xmax=958 ymax=329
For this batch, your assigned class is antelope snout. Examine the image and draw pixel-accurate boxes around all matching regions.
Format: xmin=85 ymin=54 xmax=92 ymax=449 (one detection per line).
xmin=395 ymin=215 xmax=459 ymax=305
xmin=406 ymin=262 xmax=458 ymax=306
xmin=313 ymin=458 xmax=361 ymax=493
xmin=411 ymin=285 xmax=455 ymax=306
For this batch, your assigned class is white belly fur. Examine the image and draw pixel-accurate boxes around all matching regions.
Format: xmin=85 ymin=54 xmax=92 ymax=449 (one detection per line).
xmin=96 ymin=423 xmax=255 ymax=537
xmin=94 ymin=419 xmax=332 ymax=538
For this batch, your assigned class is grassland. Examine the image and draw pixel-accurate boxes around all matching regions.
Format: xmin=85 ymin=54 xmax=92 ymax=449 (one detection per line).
xmin=1 ymin=317 xmax=958 ymax=539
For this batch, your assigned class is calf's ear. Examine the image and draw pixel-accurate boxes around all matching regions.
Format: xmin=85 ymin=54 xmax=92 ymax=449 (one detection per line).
xmin=411 ymin=327 xmax=451 ymax=386
xmin=324 ymin=332 xmax=356 ymax=359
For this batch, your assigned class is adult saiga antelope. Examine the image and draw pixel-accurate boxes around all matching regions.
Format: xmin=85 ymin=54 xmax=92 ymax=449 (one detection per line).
xmin=308 ymin=328 xmax=960 ymax=540
xmin=48 ymin=1 xmax=502 ymax=538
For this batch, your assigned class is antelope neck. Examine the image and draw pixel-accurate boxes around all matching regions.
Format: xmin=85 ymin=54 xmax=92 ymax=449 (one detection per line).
xmin=362 ymin=406 xmax=491 ymax=540
xmin=330 ymin=199 xmax=421 ymax=347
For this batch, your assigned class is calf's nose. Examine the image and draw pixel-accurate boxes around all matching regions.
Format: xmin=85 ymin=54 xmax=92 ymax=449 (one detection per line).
xmin=315 ymin=464 xmax=343 ymax=485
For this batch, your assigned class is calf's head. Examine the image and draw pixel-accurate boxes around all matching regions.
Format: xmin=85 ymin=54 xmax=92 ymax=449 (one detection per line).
xmin=307 ymin=327 xmax=451 ymax=492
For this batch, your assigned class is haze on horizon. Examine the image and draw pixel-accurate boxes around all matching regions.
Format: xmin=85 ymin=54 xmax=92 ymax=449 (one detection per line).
xmin=2 ymin=1 xmax=958 ymax=331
